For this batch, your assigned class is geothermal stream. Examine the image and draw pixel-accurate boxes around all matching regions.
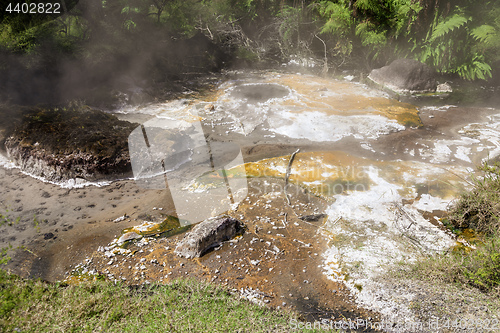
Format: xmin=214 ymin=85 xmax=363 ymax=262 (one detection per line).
xmin=116 ymin=70 xmax=500 ymax=326
xmin=2 ymin=70 xmax=500 ymax=330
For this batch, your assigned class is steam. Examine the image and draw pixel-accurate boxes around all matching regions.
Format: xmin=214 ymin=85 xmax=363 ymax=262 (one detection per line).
xmin=0 ymin=0 xmax=228 ymax=107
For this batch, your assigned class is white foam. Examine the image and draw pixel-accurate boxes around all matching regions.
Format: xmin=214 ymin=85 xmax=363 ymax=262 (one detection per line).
xmin=268 ymin=111 xmax=405 ymax=142
xmin=325 ymin=166 xmax=402 ymax=225
xmin=419 ymin=137 xmax=479 ymax=164
xmin=420 ymin=105 xmax=456 ymax=112
xmin=115 ymin=99 xmax=192 ymax=116
xmin=429 ymin=142 xmax=452 ymax=163
xmin=0 ymin=153 xmax=17 ymax=169
xmin=24 ymin=170 xmax=116 ymax=189
xmin=413 ymin=194 xmax=450 ymax=212
xmin=455 ymin=146 xmax=472 ymax=162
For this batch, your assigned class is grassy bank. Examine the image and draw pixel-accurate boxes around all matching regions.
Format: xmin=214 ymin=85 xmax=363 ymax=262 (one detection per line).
xmin=0 ymin=270 xmax=324 ymax=332
xmin=404 ymin=161 xmax=500 ymax=294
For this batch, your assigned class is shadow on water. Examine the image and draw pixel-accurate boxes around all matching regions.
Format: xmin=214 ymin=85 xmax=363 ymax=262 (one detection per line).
xmin=399 ymin=79 xmax=500 ymax=109
xmin=229 ymin=83 xmax=290 ymax=103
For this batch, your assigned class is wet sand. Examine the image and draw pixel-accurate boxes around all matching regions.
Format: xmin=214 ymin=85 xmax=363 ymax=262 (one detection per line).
xmin=1 ymin=170 xmax=175 ymax=281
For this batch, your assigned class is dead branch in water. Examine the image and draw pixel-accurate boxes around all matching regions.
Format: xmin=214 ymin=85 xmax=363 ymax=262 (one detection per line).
xmin=284 ymin=149 xmax=300 ymax=205
xmin=393 ymin=202 xmax=417 ymax=230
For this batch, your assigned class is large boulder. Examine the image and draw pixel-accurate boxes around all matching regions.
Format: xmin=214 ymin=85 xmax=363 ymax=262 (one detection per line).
xmin=175 ymin=216 xmax=242 ymax=258
xmin=4 ymin=106 xmax=137 ymax=182
xmin=368 ymin=59 xmax=437 ymax=94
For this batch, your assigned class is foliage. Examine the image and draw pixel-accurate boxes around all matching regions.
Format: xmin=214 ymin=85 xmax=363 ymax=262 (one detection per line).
xmin=0 ymin=21 xmax=62 ymax=54
xmin=278 ymin=5 xmax=303 ymax=53
xmin=313 ymin=0 xmax=500 ymax=80
xmin=406 ymin=235 xmax=500 ymax=293
xmin=315 ymin=0 xmax=421 ymax=60
xmin=1 ymin=0 xmax=499 ymax=96
xmin=402 ymin=161 xmax=500 ymax=293
xmin=462 ymin=237 xmax=500 ymax=290
xmin=448 ymin=161 xmax=500 ymax=235
xmin=414 ymin=6 xmax=494 ymax=81
xmin=316 ymin=0 xmax=354 ymax=56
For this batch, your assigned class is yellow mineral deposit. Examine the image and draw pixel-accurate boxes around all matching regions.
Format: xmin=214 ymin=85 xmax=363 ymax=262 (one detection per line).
xmin=122 ymin=215 xmax=183 ymax=237
xmin=194 ymin=150 xmax=466 ymax=201
xmin=265 ymin=73 xmax=422 ymax=127
xmin=453 ymin=228 xmax=483 ymax=252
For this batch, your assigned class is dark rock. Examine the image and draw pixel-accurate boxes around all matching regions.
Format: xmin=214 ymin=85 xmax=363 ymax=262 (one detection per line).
xmin=299 ymin=214 xmax=327 ymax=222
xmin=368 ymin=59 xmax=437 ymax=94
xmin=43 ymin=233 xmax=54 ymax=240
xmin=175 ymin=216 xmax=242 ymax=258
xmin=4 ymin=106 xmax=137 ymax=182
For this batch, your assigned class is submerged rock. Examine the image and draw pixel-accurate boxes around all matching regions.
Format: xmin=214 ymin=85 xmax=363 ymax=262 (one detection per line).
xmin=368 ymin=59 xmax=437 ymax=94
xmin=175 ymin=216 xmax=242 ymax=258
xmin=122 ymin=215 xmax=187 ymax=237
xmin=437 ymin=82 xmax=453 ymax=93
xmin=299 ymin=214 xmax=327 ymax=222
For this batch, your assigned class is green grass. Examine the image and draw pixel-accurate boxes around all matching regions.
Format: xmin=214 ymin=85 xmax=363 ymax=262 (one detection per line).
xmin=0 ymin=270 xmax=324 ymax=332
xmin=402 ymin=237 xmax=500 ymax=293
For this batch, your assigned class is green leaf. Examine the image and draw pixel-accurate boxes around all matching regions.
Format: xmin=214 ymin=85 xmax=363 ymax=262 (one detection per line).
xmin=471 ymin=24 xmax=497 ymax=45
xmin=355 ymin=21 xmax=386 ymax=46
xmin=318 ymin=1 xmax=353 ymax=35
xmin=429 ymin=13 xmax=470 ymax=42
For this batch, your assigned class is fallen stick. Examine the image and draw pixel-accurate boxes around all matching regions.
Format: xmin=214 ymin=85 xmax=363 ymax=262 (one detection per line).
xmin=284 ymin=149 xmax=300 ymax=205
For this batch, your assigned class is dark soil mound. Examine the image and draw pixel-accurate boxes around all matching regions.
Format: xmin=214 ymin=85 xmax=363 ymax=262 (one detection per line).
xmin=4 ymin=105 xmax=138 ymax=182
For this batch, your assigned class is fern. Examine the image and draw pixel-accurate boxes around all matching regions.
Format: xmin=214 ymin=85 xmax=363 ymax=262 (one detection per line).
xmin=355 ymin=21 xmax=387 ymax=46
xmin=452 ymin=54 xmax=492 ymax=81
xmin=355 ymin=0 xmax=381 ymax=15
xmin=319 ymin=1 xmax=353 ymax=35
xmin=429 ymin=13 xmax=470 ymax=42
xmin=392 ymin=0 xmax=422 ymax=36
xmin=471 ymin=24 xmax=497 ymax=45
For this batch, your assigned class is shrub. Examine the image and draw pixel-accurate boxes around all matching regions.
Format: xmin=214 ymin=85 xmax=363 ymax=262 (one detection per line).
xmin=448 ymin=161 xmax=500 ymax=235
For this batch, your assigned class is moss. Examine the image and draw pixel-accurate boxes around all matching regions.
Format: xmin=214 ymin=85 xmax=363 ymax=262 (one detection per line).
xmin=122 ymin=215 xmax=191 ymax=239
xmin=9 ymin=105 xmax=138 ymax=160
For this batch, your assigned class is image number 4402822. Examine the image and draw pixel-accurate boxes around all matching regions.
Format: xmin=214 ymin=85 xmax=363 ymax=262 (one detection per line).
xmin=1 ymin=1 xmax=79 ymax=25
xmin=128 ymin=108 xmax=248 ymax=226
